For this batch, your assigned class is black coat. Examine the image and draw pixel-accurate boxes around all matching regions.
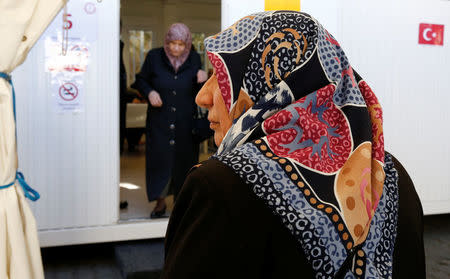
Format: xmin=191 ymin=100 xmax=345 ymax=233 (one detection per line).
xmin=131 ymin=48 xmax=202 ymax=201
xmin=120 ymin=40 xmax=127 ymax=153
xmin=161 ymin=154 xmax=425 ymax=278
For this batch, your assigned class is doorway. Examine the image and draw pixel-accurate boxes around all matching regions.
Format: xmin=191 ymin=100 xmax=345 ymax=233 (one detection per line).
xmin=119 ymin=0 xmax=221 ymax=221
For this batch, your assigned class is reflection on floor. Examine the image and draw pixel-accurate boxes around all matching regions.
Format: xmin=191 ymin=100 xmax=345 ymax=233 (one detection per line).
xmin=120 ymin=141 xmax=213 ymax=221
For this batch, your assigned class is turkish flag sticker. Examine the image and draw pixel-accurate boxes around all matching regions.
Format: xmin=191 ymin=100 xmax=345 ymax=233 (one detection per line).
xmin=419 ymin=23 xmax=444 ymax=46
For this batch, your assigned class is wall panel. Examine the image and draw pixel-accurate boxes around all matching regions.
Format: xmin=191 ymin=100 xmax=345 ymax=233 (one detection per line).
xmin=13 ymin=0 xmax=120 ymax=230
xmin=303 ymin=0 xmax=450 ymax=214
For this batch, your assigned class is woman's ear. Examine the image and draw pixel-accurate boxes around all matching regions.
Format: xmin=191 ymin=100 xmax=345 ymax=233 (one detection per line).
xmin=229 ymin=88 xmax=254 ymax=121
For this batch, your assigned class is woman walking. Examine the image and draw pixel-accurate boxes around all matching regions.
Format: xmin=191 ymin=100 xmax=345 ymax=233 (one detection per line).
xmin=132 ymin=23 xmax=207 ymax=218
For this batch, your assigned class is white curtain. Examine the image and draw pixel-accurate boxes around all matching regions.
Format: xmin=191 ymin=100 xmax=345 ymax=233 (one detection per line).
xmin=0 ymin=0 xmax=66 ymax=278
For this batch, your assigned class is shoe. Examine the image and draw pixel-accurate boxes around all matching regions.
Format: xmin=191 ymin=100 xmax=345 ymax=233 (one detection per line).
xmin=150 ymin=206 xmax=167 ymax=219
xmin=119 ymin=200 xmax=128 ymax=209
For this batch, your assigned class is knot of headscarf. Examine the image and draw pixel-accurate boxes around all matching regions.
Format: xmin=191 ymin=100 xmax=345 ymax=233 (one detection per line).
xmin=163 ymin=23 xmax=192 ymax=72
xmin=206 ymin=11 xmax=399 ymax=279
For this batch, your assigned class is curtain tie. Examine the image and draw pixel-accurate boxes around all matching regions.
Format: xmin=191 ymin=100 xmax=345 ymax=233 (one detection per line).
xmin=0 ymin=72 xmax=40 ymax=201
xmin=0 ymin=72 xmax=16 ymax=119
xmin=0 ymin=172 xmax=40 ymax=201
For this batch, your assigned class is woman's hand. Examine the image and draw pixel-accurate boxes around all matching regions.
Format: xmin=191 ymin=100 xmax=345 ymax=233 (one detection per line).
xmin=148 ymin=90 xmax=163 ymax=107
xmin=197 ymin=70 xmax=208 ymax=83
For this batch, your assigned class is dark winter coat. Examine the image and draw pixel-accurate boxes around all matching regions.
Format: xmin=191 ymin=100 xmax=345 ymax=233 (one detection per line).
xmin=161 ymin=154 xmax=425 ymax=278
xmin=131 ymin=47 xmax=202 ymax=201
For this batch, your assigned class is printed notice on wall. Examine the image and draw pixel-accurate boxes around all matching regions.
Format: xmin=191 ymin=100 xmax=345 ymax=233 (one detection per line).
xmin=53 ymin=81 xmax=84 ymax=112
xmin=43 ymin=0 xmax=98 ymax=113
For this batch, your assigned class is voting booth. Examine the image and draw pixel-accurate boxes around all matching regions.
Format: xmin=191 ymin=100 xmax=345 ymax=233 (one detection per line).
xmin=10 ymin=0 xmax=450 ymax=248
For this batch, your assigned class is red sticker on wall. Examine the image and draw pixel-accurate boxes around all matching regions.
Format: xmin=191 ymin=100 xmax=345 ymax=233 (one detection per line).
xmin=419 ymin=23 xmax=444 ymax=46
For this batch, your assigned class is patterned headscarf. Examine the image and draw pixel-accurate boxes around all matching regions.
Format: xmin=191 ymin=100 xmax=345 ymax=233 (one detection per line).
xmin=207 ymin=11 xmax=399 ymax=279
xmin=164 ymin=23 xmax=192 ymax=72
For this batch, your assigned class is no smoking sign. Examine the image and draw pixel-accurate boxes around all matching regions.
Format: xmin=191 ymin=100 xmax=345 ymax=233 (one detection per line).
xmin=59 ymin=82 xmax=78 ymax=101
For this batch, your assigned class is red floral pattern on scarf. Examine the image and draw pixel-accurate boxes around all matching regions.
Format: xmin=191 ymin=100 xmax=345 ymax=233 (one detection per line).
xmin=263 ymin=84 xmax=352 ymax=173
xmin=359 ymin=81 xmax=384 ymax=163
xmin=207 ymin=52 xmax=232 ymax=111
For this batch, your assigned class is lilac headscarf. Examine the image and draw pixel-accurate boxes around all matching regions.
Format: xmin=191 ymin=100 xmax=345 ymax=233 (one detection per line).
xmin=164 ymin=23 xmax=192 ymax=72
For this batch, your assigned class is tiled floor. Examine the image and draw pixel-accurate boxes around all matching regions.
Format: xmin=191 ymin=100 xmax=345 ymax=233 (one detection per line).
xmin=119 ymin=144 xmax=168 ymax=220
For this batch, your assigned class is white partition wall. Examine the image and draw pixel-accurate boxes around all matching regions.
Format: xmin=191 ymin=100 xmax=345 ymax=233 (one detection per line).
xmin=13 ymin=0 xmax=120 ymax=233
xmin=303 ymin=0 xmax=450 ymax=215
xmin=221 ymin=0 xmax=264 ymax=30
xmin=224 ymin=0 xmax=450 ymax=214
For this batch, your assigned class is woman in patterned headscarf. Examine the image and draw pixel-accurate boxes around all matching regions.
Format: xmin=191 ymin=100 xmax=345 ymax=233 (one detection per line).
xmin=162 ymin=12 xmax=425 ymax=278
xmin=132 ymin=23 xmax=207 ymax=218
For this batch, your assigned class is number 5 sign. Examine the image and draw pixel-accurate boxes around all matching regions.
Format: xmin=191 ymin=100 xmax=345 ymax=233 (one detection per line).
xmin=45 ymin=0 xmax=98 ymax=43
xmin=63 ymin=13 xmax=73 ymax=30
